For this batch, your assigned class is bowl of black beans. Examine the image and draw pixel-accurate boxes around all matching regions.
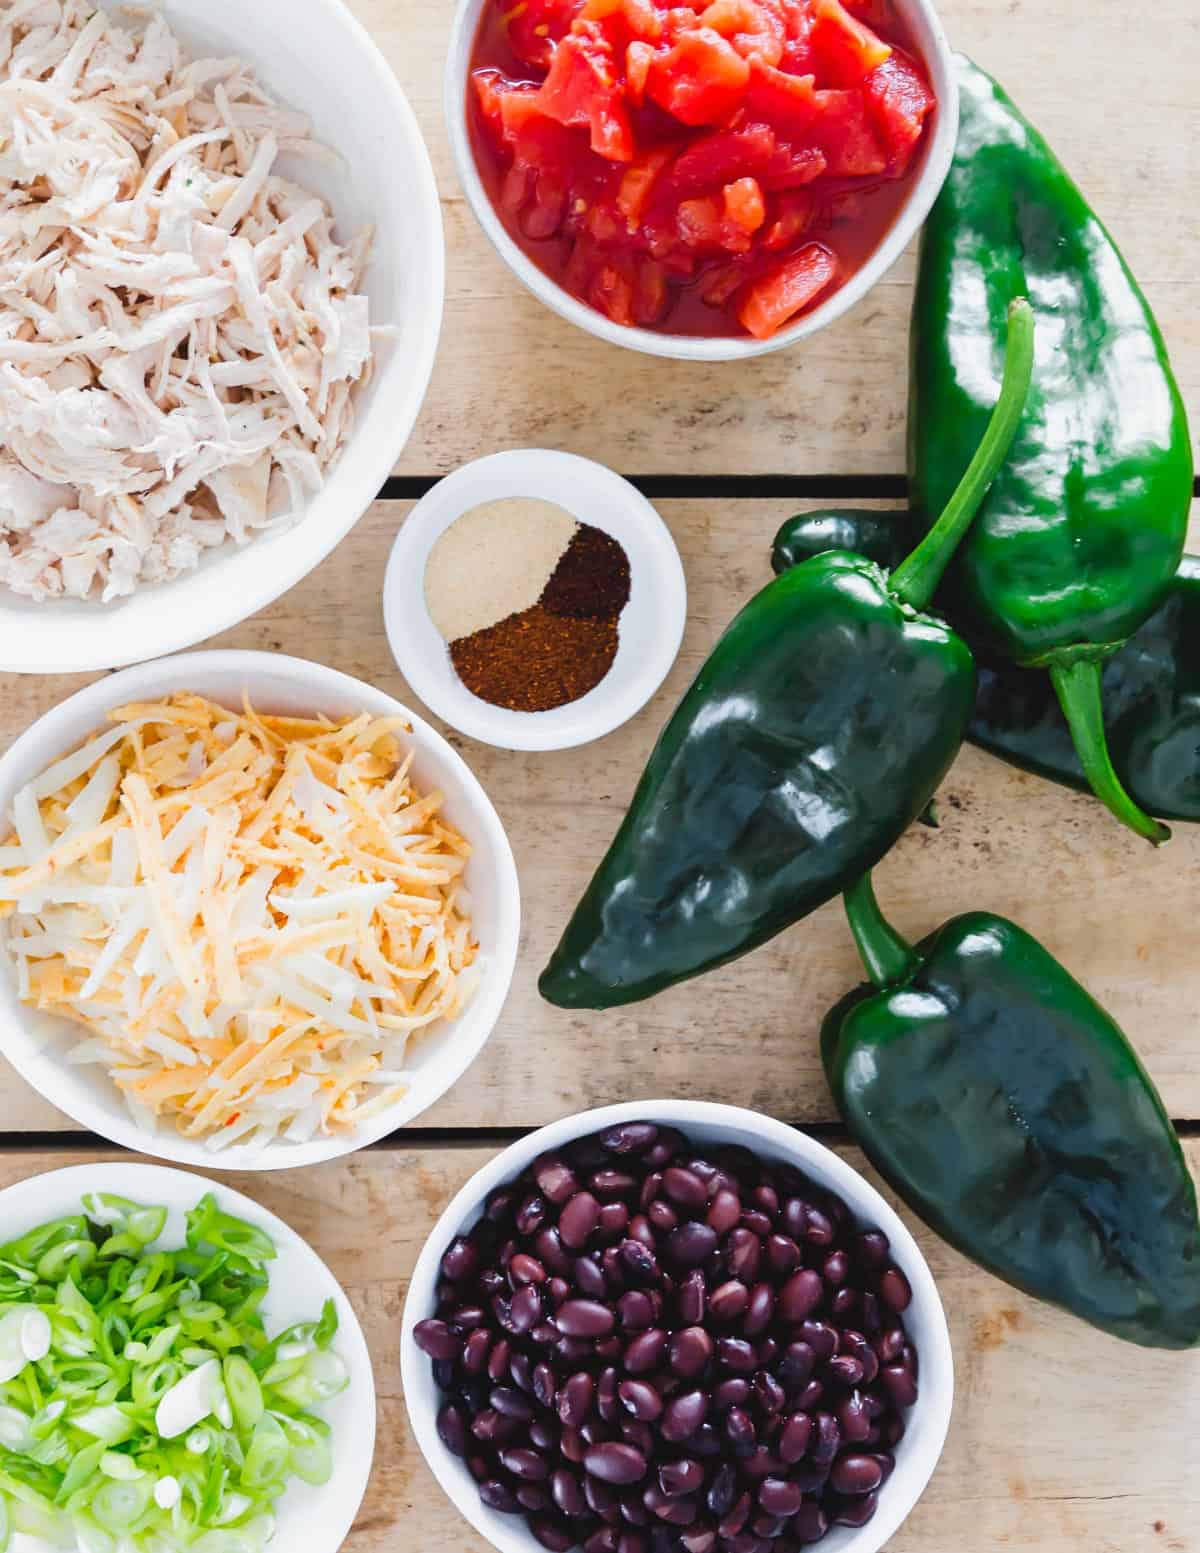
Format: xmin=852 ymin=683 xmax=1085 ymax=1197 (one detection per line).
xmin=401 ymin=1101 xmax=953 ymax=1553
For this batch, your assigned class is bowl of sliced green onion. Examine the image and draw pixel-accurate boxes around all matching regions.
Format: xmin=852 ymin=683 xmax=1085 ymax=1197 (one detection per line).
xmin=0 ymin=1162 xmax=375 ymax=1553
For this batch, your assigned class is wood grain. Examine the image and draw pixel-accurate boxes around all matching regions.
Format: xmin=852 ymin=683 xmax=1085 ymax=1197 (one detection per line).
xmin=342 ymin=0 xmax=1200 ymax=476
xmin=4 ymin=499 xmax=1200 ymax=1136
xmin=1 ymin=1140 xmax=1190 ymax=1553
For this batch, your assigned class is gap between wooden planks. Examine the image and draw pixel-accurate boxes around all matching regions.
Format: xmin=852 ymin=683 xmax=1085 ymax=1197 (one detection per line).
xmin=3 ymin=499 xmax=1200 ymax=1138
xmin=0 ymin=1141 xmax=1190 ymax=1553
xmin=340 ymin=0 xmax=1200 ymax=478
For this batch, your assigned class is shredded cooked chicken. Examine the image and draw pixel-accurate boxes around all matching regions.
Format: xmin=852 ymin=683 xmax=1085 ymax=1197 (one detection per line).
xmin=0 ymin=0 xmax=374 ymax=602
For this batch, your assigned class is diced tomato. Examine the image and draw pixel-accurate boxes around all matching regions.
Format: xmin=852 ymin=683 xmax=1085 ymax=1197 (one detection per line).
xmin=504 ymin=0 xmax=584 ymax=70
xmin=537 ymin=26 xmax=635 ymax=160
xmin=647 ymin=29 xmax=751 ymax=125
xmin=737 ymin=241 xmax=838 ymax=336
xmin=813 ymin=86 xmax=886 ymax=174
xmin=864 ymin=49 xmax=934 ymax=170
xmin=745 ymin=59 xmax=819 ymax=136
xmin=809 ymin=0 xmax=891 ymax=87
xmin=702 ymin=259 xmax=751 ymax=305
xmin=668 ymin=121 xmax=776 ymax=192
xmin=723 ymin=176 xmax=766 ymax=232
xmin=697 ymin=0 xmax=784 ymax=65
xmin=581 ymin=0 xmax=665 ymax=40
xmin=591 ymin=254 xmax=637 ymax=322
xmin=626 ymin=39 xmax=656 ymax=103
xmin=634 ymin=257 xmax=670 ymax=323
xmin=617 ymin=146 xmax=674 ymax=226
xmin=761 ymin=187 xmax=814 ymax=248
xmin=676 ymin=193 xmax=726 ymax=246
xmin=761 ymin=139 xmax=825 ymax=188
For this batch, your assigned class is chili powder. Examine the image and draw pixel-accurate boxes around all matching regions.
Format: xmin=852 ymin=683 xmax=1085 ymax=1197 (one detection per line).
xmin=447 ymin=520 xmax=631 ymax=712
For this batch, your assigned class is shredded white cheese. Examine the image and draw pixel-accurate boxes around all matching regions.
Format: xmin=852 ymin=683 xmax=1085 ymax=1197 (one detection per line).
xmin=0 ymin=0 xmax=374 ymax=602
xmin=0 ymin=693 xmax=479 ymax=1149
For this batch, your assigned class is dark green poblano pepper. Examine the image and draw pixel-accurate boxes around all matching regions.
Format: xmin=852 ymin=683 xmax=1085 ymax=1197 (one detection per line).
xmin=539 ymin=302 xmax=1035 ymax=1010
xmin=911 ymin=56 xmax=1194 ymax=845
xmin=773 ymin=513 xmax=1200 ymax=824
xmin=823 ymin=873 xmax=1200 ymax=1349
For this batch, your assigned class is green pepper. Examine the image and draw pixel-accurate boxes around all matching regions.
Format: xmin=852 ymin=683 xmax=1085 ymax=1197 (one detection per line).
xmin=773 ymin=513 xmax=1200 ymax=823
xmin=911 ymin=55 xmax=1193 ymax=845
xmin=823 ymin=873 xmax=1200 ymax=1348
xmin=539 ymin=301 xmax=1035 ymax=1010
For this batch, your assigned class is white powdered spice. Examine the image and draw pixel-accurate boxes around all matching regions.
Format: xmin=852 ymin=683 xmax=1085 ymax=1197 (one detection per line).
xmin=424 ymin=498 xmax=578 ymax=642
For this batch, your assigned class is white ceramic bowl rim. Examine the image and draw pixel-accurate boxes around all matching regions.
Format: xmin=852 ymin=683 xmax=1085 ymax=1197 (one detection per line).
xmin=0 ymin=1161 xmax=376 ymax=1552
xmin=401 ymin=1100 xmax=955 ymax=1553
xmin=444 ymin=0 xmax=960 ymax=360
xmin=383 ymin=450 xmax=688 ymax=752
xmin=0 ymin=650 xmax=521 ymax=1170
xmin=0 ymin=0 xmax=445 ymax=674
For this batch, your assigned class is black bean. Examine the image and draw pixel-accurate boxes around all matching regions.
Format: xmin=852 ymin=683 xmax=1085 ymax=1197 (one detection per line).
xmin=585 ymin=1531 xmax=621 ymax=1553
xmin=487 ymin=1336 xmax=512 ymax=1382
xmin=663 ymin=1167 xmax=709 ymax=1211
xmin=491 ymin=1386 xmax=535 ymax=1420
xmin=831 ymin=1490 xmax=879 ymax=1528
xmin=600 ymin=1203 xmax=631 ymax=1239
xmin=831 ymin=1453 xmax=884 ymax=1496
xmin=880 ymin=1363 xmax=918 ymax=1409
xmin=853 ymin=1230 xmax=889 ymax=1271
xmin=753 ymin=1371 xmax=786 ymax=1415
xmin=619 ymin=1380 xmax=664 ymax=1421
xmin=531 ymin=1515 xmax=575 ymax=1550
xmin=485 ymin=1188 xmax=517 ymax=1225
xmin=517 ymin=1194 xmax=549 ymax=1237
xmin=757 ymin=1478 xmax=803 ymax=1518
xmin=718 ymin=1337 xmax=758 ymax=1374
xmin=655 ymin=1493 xmax=699 ymax=1526
xmin=621 ymin=1419 xmax=655 ymax=1456
xmin=717 ymin=1489 xmax=752 ymax=1538
xmin=436 ymin=1402 xmax=467 ymax=1456
xmin=648 ymin=1200 xmax=679 ymax=1234
xmin=691 ymin=1422 xmax=722 ymax=1458
xmin=548 ymin=1277 xmax=571 ymax=1309
xmin=551 ymin=1466 xmax=588 ymax=1517
xmin=838 ymin=1389 xmax=871 ymax=1444
xmin=413 ymin=1319 xmax=461 ymax=1360
xmin=562 ymin=1426 xmax=587 ymax=1463
xmin=598 ymin=1367 xmax=620 ymax=1421
xmin=669 ymin=1326 xmax=714 ymax=1379
xmin=616 ymin=1290 xmax=657 ymax=1331
xmin=794 ymin=1380 xmax=824 ymax=1413
xmin=792 ymin=1502 xmax=829 ymax=1544
xmin=811 ymin=1413 xmax=840 ymax=1468
xmin=662 ymin=1389 xmax=708 ymax=1441
xmin=643 ymin=1129 xmax=683 ymax=1169
xmin=725 ymin=1408 xmax=756 ymax=1456
xmin=679 ymin=1526 xmax=717 ymax=1553
xmin=559 ymin=1371 xmax=595 ymax=1428
xmin=479 ymin=1479 xmax=520 ymax=1513
xmin=657 ymin=1458 xmax=703 ymax=1497
xmin=825 ymin=1355 xmax=864 ymax=1388
xmin=592 ymin=1170 xmax=640 ymax=1199
xmin=601 ymin=1122 xmax=659 ymax=1155
xmin=778 ymin=1271 xmax=823 ymax=1324
xmin=558 ymin=1299 xmax=616 ymax=1338
xmin=678 ymin=1268 xmax=707 ymax=1326
xmin=880 ymin=1266 xmax=913 ymax=1313
xmin=776 ymin=1341 xmax=815 ymax=1389
xmin=535 ymin=1227 xmax=572 ymax=1277
xmin=501 ymin=1446 xmax=550 ymax=1481
xmin=462 ymin=1329 xmax=491 ymax=1375
xmin=556 ymin=1335 xmax=594 ymax=1365
xmin=744 ymin=1284 xmax=774 ymax=1337
xmin=741 ymin=1446 xmax=782 ymax=1482
xmin=709 ymin=1280 xmax=750 ymax=1322
xmin=624 ymin=1329 xmax=668 ymax=1373
xmin=584 ymin=1442 xmax=649 ymax=1484
xmin=831 ymin=1286 xmax=859 ymax=1321
xmin=576 ymin=1255 xmax=608 ymax=1300
xmin=531 ymin=1417 xmax=560 ymax=1453
xmin=764 ymin=1234 xmax=801 ymax=1277
xmin=534 ymin=1156 xmax=579 ymax=1205
xmin=706 ymin=1462 xmax=737 ymax=1517
xmin=440 ymin=1237 xmax=478 ymax=1283
xmin=509 ymin=1252 xmax=547 ymax=1287
xmin=586 ymin=1475 xmax=620 ymax=1520
xmin=803 ymin=1208 xmax=834 ymax=1247
xmin=707 ymin=1188 xmax=742 ymax=1234
xmin=621 ymin=1238 xmax=660 ymax=1284
xmin=778 ymin=1411 xmax=813 ymax=1464
xmin=725 ymin=1228 xmax=761 ymax=1284
xmin=877 ymin=1327 xmax=905 ymax=1364
xmin=859 ymin=1291 xmax=882 ymax=1338
xmin=798 ymin=1321 xmax=838 ymax=1362
xmin=666 ymin=1222 xmax=718 ymax=1268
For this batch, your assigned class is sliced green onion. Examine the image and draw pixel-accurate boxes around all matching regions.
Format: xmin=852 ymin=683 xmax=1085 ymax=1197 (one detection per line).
xmin=91 ymin=1474 xmax=153 ymax=1529
xmin=277 ymin=1412 xmax=333 ymax=1486
xmin=223 ymin=1357 xmax=264 ymax=1435
xmin=241 ymin=1413 xmax=289 ymax=1492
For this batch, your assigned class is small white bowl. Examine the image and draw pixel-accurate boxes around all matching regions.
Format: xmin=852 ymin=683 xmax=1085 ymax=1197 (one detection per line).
xmin=401 ymin=1099 xmax=955 ymax=1553
xmin=0 ymin=1162 xmax=375 ymax=1552
xmin=0 ymin=650 xmax=520 ymax=1170
xmin=444 ymin=0 xmax=959 ymax=361
xmin=383 ymin=451 xmax=687 ymax=751
xmin=0 ymin=0 xmax=444 ymax=675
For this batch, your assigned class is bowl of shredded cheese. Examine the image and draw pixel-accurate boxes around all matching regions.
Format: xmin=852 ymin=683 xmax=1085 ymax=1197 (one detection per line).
xmin=0 ymin=651 xmax=520 ymax=1168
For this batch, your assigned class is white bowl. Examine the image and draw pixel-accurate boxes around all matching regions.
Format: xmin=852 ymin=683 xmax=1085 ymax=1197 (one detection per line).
xmin=0 ymin=0 xmax=444 ymax=675
xmin=445 ymin=0 xmax=958 ymax=361
xmin=383 ymin=451 xmax=687 ymax=751
xmin=0 ymin=650 xmax=520 ymax=1169
xmin=0 ymin=1162 xmax=375 ymax=1553
xmin=401 ymin=1100 xmax=955 ymax=1553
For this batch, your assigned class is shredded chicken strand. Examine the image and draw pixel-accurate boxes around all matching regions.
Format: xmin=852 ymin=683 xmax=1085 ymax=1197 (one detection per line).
xmin=0 ymin=0 xmax=374 ymax=602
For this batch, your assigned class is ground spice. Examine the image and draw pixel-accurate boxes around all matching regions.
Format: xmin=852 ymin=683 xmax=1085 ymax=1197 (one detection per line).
xmin=541 ymin=523 xmax=631 ymax=619
xmin=450 ymin=605 xmax=619 ymax=712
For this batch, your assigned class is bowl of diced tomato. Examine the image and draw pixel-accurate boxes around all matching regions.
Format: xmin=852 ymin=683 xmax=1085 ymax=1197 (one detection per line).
xmin=446 ymin=0 xmax=957 ymax=358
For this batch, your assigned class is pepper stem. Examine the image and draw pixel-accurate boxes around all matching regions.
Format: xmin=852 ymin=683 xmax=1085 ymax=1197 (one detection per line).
xmin=890 ymin=297 xmax=1036 ymax=611
xmin=1050 ymin=660 xmax=1170 ymax=845
xmin=843 ymin=874 xmax=921 ymax=990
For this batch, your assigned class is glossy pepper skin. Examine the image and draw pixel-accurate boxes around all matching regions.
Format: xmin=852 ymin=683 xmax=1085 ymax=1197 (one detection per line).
xmin=911 ymin=56 xmax=1193 ymax=844
xmin=824 ymin=875 xmax=1200 ymax=1348
xmin=773 ymin=512 xmax=1200 ymax=823
xmin=540 ymin=301 xmax=1036 ymax=1010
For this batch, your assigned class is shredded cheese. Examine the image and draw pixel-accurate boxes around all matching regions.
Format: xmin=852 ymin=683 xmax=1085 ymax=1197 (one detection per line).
xmin=0 ymin=693 xmax=479 ymax=1151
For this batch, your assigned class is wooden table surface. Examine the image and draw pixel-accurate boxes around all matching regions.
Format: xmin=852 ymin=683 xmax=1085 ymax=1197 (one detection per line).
xmin=3 ymin=0 xmax=1199 ymax=1549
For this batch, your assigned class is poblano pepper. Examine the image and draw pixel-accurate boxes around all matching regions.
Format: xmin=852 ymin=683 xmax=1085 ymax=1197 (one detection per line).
xmin=773 ymin=512 xmax=1200 ymax=823
xmin=539 ymin=302 xmax=1035 ymax=1010
xmin=911 ymin=56 xmax=1193 ymax=845
xmin=823 ymin=873 xmax=1200 ymax=1349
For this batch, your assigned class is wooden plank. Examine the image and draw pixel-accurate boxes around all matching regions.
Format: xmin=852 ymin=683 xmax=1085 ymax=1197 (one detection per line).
xmin=4 ymin=499 xmax=1200 ymax=1134
xmin=343 ymin=0 xmax=1200 ymax=476
xmin=0 ymin=1140 xmax=1190 ymax=1553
